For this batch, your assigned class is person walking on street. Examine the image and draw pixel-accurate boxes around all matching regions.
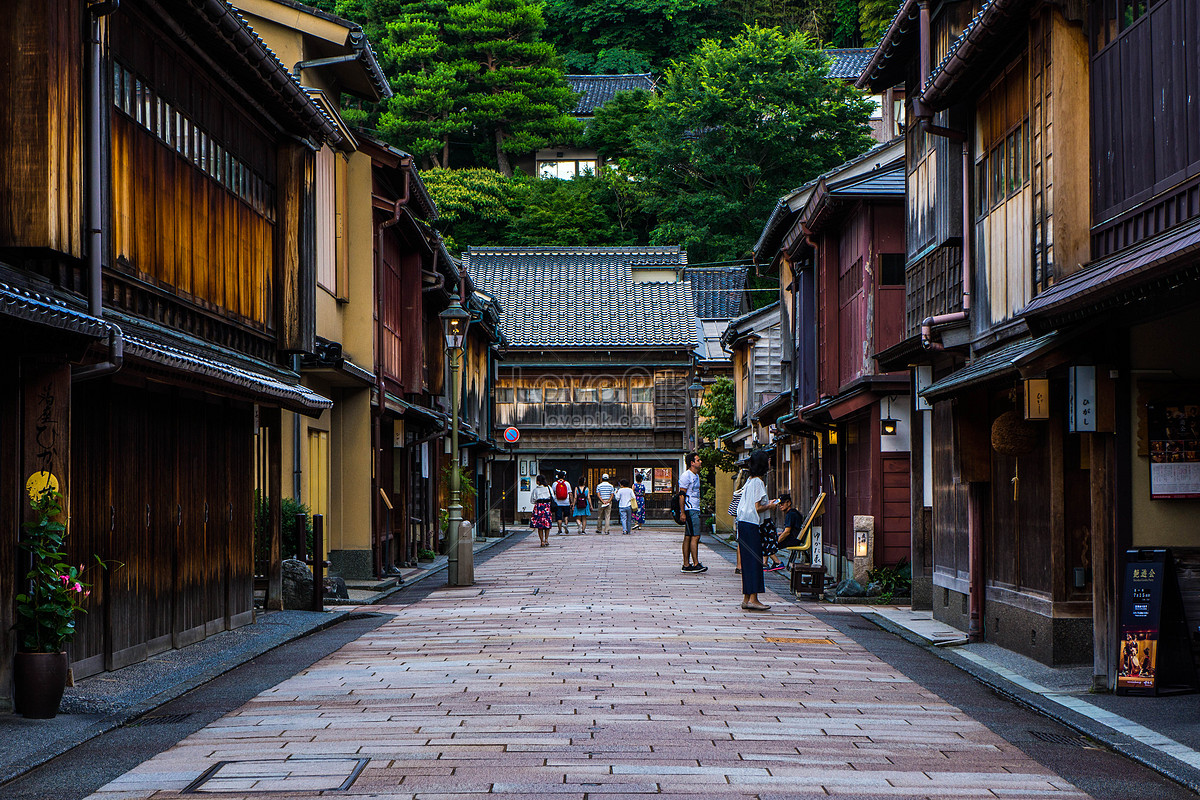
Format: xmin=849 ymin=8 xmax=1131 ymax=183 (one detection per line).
xmin=615 ymin=479 xmax=636 ymax=535
xmin=551 ymin=471 xmax=573 ymax=535
xmin=573 ymin=478 xmax=591 ymax=534
xmin=727 ymin=468 xmax=749 ymax=575
xmin=678 ymin=452 xmax=706 ymax=573
xmin=737 ymin=450 xmax=779 ymax=610
xmin=530 ymin=474 xmax=553 ymax=547
xmin=595 ymin=474 xmax=615 ymax=534
xmin=632 ymin=472 xmax=647 ymax=529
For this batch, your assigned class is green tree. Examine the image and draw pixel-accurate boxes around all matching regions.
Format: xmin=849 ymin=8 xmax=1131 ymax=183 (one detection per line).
xmin=449 ymin=0 xmax=581 ymax=175
xmin=376 ymin=0 xmax=471 ymax=168
xmin=618 ymin=26 xmax=873 ymax=263
xmin=421 ymin=168 xmax=654 ymax=251
xmin=698 ymin=376 xmax=739 ymax=473
xmin=420 ymin=168 xmax=525 ymax=250
xmin=544 ymin=0 xmax=737 ymax=74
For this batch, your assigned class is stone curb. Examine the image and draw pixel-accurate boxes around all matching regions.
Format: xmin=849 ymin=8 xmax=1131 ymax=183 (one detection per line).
xmin=0 ymin=609 xmax=384 ymax=788
xmin=1 ymin=532 xmax=524 ymax=787
xmin=859 ymin=611 xmax=1200 ymax=796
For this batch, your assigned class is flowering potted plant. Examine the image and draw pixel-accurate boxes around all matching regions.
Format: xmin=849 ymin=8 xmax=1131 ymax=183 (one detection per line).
xmin=13 ymin=487 xmax=97 ymax=718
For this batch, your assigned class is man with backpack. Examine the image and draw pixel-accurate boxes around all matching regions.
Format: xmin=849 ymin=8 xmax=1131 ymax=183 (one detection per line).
xmin=551 ymin=471 xmax=573 ymax=535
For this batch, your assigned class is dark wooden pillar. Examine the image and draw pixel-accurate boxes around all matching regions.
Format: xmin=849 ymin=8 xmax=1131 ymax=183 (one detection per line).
xmin=20 ymin=360 xmax=72 ymax=517
xmin=262 ymin=407 xmax=283 ymax=610
xmin=1090 ymin=432 xmax=1117 ymax=690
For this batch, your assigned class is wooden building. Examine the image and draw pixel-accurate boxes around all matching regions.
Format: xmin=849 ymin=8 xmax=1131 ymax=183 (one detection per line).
xmin=467 ymin=247 xmax=698 ymax=520
xmin=1016 ymin=0 xmax=1200 ymax=688
xmin=753 ymin=139 xmax=911 ymax=582
xmin=0 ymin=0 xmax=338 ymax=695
xmin=860 ymin=0 xmax=1094 ymax=665
xmin=232 ymin=0 xmax=392 ymax=580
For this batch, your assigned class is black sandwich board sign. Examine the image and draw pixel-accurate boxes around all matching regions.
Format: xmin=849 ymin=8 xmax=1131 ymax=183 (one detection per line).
xmin=1117 ymin=549 xmax=1198 ymax=695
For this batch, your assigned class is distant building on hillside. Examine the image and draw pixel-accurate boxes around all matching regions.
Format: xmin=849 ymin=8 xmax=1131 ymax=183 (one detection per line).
xmin=467 ymin=246 xmax=700 ymax=522
xmin=823 ymin=48 xmax=904 ymax=142
xmin=517 ymin=74 xmax=656 ymax=178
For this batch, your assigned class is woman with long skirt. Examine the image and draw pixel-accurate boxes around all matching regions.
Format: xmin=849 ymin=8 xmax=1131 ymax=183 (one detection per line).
xmin=530 ymin=474 xmax=553 ymax=547
xmin=735 ymin=451 xmax=778 ymax=611
xmin=632 ymin=472 xmax=647 ymax=529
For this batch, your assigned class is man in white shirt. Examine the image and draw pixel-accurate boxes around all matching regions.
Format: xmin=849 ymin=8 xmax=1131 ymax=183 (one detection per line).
xmin=595 ymin=474 xmax=615 ymax=534
xmin=551 ymin=471 xmax=573 ymax=534
xmin=615 ymin=479 xmax=636 ymax=534
xmin=677 ymin=452 xmax=707 ymax=573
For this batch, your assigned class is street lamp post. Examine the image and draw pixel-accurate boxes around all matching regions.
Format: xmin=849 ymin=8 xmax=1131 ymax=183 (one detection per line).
xmin=440 ymin=303 xmax=472 ymax=586
xmin=688 ymin=378 xmax=704 ymax=450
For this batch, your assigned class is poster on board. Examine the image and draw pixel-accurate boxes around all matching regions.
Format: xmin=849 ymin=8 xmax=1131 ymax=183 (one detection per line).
xmin=1148 ymin=403 xmax=1200 ymax=498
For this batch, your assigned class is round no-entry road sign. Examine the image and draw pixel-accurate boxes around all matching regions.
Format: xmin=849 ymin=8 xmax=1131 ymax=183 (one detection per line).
xmin=503 ymin=427 xmax=520 ymax=444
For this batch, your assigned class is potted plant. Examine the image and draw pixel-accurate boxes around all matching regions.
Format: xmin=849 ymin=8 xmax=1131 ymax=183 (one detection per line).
xmin=13 ymin=487 xmax=98 ymax=718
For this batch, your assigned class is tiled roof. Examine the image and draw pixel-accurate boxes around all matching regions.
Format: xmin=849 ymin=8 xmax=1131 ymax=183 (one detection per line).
xmin=682 ymin=267 xmax=747 ymax=319
xmin=566 ymin=74 xmax=656 ymax=115
xmin=465 ymin=247 xmax=698 ymax=349
xmin=823 ymin=49 xmax=874 ymax=81
xmin=0 ymin=282 xmax=114 ymax=339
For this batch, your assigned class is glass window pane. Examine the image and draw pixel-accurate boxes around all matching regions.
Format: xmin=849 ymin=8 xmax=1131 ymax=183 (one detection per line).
xmin=632 ymin=387 xmax=653 ymax=403
xmin=516 ymin=388 xmax=542 ymax=403
xmin=496 ymin=388 xmax=514 ymax=403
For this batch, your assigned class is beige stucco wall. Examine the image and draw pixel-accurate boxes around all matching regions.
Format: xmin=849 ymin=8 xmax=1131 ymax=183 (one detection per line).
xmin=1129 ymin=309 xmax=1200 ymax=547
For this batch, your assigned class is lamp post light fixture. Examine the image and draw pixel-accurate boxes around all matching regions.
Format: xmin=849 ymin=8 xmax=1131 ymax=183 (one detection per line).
xmin=881 ymin=395 xmax=899 ymax=437
xmin=688 ymin=379 xmax=703 ymax=447
xmin=440 ymin=303 xmax=472 ymax=586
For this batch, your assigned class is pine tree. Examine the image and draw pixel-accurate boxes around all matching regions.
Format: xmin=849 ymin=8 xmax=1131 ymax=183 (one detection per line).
xmin=448 ymin=0 xmax=580 ymax=176
xmin=377 ymin=0 xmax=471 ymax=168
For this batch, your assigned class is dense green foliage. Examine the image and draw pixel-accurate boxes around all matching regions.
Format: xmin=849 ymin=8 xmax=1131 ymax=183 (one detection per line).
xmin=593 ymin=26 xmax=874 ymax=262
xmin=306 ymin=0 xmax=894 ymax=259
xmin=421 ymin=168 xmax=652 ymax=250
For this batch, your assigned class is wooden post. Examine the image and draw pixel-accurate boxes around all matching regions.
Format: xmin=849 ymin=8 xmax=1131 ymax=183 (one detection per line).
xmin=1090 ymin=433 xmax=1116 ymax=690
xmin=312 ymin=514 xmax=324 ymax=612
xmin=263 ymin=407 xmax=283 ymax=610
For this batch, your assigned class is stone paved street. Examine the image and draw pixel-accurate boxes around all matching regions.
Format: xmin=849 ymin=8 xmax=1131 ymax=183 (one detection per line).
xmin=85 ymin=532 xmax=1094 ymax=799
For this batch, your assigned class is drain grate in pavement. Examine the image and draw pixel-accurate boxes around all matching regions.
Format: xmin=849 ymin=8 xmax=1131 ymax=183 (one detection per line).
xmin=125 ymin=713 xmax=193 ymax=727
xmin=1029 ymin=730 xmax=1092 ymax=748
xmin=182 ymin=757 xmax=370 ymax=794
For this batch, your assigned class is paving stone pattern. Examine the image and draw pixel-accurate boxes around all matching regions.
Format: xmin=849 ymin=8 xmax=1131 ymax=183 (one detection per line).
xmin=86 ymin=532 xmax=1091 ymax=799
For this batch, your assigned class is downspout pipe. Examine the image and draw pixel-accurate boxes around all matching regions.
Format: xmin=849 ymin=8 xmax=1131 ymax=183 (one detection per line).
xmin=75 ymin=2 xmax=124 ymax=383
xmin=915 ymin=124 xmax=971 ymax=349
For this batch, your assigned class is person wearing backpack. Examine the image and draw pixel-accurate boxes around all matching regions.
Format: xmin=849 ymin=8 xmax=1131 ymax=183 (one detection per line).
xmin=551 ymin=471 xmax=573 ymax=535
xmin=572 ymin=478 xmax=591 ymax=534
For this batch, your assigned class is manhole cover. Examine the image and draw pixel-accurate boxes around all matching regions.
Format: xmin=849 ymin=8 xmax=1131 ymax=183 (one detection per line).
xmin=764 ymin=637 xmax=835 ymax=644
xmin=1029 ymin=730 xmax=1092 ymax=748
xmin=125 ymin=713 xmax=193 ymax=726
xmin=182 ymin=757 xmax=370 ymax=794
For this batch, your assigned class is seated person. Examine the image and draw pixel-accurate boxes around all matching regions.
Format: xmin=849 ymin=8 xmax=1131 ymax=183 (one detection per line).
xmin=776 ymin=493 xmax=805 ymax=550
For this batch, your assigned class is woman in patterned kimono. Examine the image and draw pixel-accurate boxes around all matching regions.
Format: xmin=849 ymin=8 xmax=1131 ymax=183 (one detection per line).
xmin=530 ymin=474 xmax=553 ymax=547
xmin=633 ymin=472 xmax=647 ymax=529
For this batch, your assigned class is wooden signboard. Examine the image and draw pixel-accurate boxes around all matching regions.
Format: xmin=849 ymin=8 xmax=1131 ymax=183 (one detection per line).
xmin=1117 ymin=549 xmax=1199 ymax=695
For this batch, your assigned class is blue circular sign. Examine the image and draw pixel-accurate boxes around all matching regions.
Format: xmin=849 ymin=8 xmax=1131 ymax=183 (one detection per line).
xmin=503 ymin=427 xmax=520 ymax=443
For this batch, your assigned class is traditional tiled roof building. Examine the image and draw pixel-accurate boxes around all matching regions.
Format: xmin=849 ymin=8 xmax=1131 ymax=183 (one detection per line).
xmin=467 ymin=246 xmax=701 ymax=521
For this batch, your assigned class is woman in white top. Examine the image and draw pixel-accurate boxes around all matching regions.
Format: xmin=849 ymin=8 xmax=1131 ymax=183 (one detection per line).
xmin=614 ymin=479 xmax=636 ymax=534
xmin=736 ymin=451 xmax=778 ymax=611
xmin=530 ymin=474 xmax=553 ymax=547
